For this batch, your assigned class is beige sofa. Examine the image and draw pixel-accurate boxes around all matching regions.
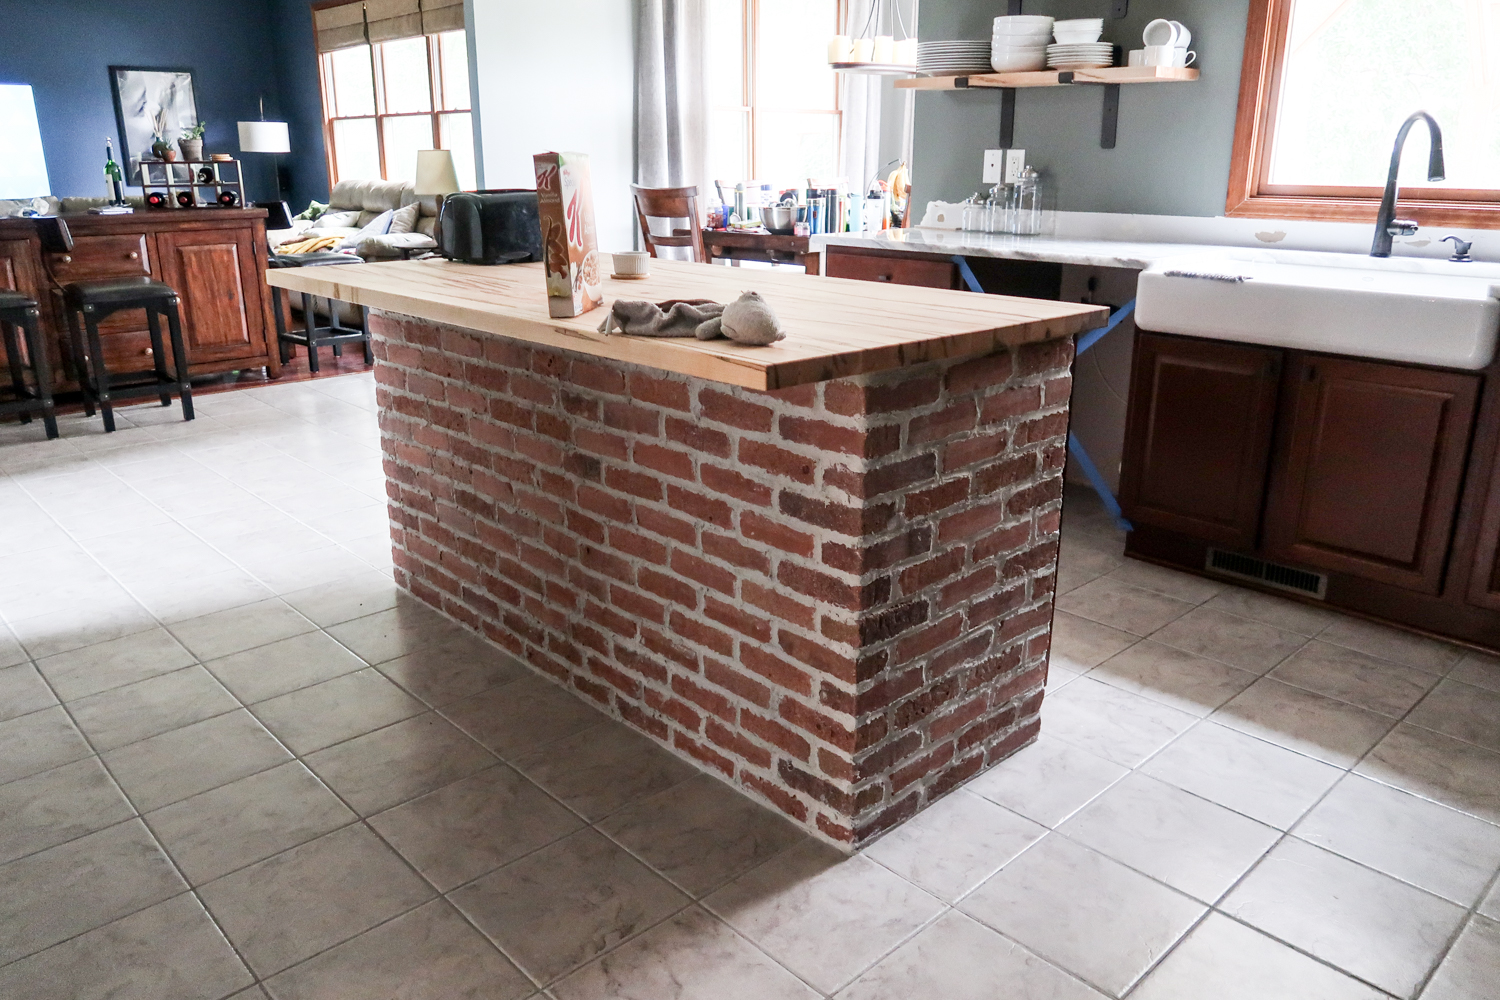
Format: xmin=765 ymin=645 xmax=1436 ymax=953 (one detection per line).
xmin=270 ymin=179 xmax=440 ymax=260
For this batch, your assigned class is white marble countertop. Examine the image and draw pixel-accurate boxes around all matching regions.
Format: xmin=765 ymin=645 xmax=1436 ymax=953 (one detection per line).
xmin=810 ymin=228 xmax=1224 ymax=270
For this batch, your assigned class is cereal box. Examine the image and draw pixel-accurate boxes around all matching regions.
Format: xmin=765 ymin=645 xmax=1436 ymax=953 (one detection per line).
xmin=532 ymin=151 xmax=603 ymax=318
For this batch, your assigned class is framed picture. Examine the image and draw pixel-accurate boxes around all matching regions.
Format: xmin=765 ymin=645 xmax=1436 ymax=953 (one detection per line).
xmin=109 ymin=66 xmax=198 ymax=184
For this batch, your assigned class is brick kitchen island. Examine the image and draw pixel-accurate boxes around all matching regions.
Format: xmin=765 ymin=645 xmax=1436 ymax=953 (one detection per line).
xmin=268 ymin=258 xmax=1106 ymax=848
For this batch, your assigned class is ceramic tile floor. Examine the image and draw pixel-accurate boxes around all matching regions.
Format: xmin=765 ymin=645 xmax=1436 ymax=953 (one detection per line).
xmin=0 ymin=373 xmax=1497 ymax=999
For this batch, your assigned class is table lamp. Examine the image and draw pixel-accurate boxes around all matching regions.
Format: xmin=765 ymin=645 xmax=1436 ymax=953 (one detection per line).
xmin=415 ymin=149 xmax=460 ymax=197
xmin=237 ymin=97 xmax=291 ymax=207
xmin=415 ymin=149 xmax=461 ymax=249
xmin=0 ymin=84 xmax=52 ymax=202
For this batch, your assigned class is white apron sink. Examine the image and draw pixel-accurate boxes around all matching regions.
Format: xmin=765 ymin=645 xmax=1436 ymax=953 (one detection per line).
xmin=1136 ymin=249 xmax=1500 ymax=371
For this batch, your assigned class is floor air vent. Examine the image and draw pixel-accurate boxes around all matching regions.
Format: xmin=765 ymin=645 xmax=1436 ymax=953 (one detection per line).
xmin=1205 ymin=548 xmax=1328 ymax=599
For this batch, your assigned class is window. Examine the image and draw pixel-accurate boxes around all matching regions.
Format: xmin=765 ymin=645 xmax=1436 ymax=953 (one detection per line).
xmin=313 ymin=0 xmax=476 ymax=190
xmin=707 ymin=0 xmax=843 ymax=188
xmin=1229 ymin=0 xmax=1500 ymax=225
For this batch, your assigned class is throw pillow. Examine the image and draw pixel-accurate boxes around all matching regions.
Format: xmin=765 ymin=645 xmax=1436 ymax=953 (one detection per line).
xmin=337 ymin=208 xmax=397 ymax=250
xmin=317 ymin=210 xmax=362 ymax=229
xmin=388 ymin=203 xmax=420 ymax=234
xmin=355 ymin=208 xmax=396 ymax=237
xmin=296 ymin=200 xmax=328 ymax=221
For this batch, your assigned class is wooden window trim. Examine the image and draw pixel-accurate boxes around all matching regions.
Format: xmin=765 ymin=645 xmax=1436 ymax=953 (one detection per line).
xmin=715 ymin=0 xmax=844 ymax=181
xmin=310 ymin=0 xmax=470 ymax=187
xmin=1227 ymin=0 xmax=1500 ymax=229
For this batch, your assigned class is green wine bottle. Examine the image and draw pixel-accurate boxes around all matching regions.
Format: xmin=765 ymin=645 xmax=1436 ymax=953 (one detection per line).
xmin=104 ymin=138 xmax=126 ymax=206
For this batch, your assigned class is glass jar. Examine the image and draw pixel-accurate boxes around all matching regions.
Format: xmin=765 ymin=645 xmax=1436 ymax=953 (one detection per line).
xmin=983 ymin=185 xmax=1006 ymax=233
xmin=961 ymin=195 xmax=982 ymax=232
xmin=1009 ymin=167 xmax=1043 ymax=236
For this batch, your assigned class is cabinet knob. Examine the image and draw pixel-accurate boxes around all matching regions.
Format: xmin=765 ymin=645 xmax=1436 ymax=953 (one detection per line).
xmin=142 ymin=347 xmax=153 ymax=356
xmin=58 ymin=254 xmax=72 ymax=264
xmin=875 ymin=274 xmax=893 ymax=282
xmin=127 ymin=251 xmax=140 ymax=260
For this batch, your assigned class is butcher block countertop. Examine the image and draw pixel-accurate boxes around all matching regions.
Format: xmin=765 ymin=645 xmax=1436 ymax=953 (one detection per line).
xmin=266 ymin=257 xmax=1108 ymax=390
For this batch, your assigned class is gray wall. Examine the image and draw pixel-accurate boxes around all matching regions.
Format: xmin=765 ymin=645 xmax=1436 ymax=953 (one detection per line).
xmin=913 ymin=0 xmax=1249 ymax=216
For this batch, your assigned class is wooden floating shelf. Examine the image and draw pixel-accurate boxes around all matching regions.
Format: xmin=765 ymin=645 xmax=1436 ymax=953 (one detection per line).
xmin=895 ymin=66 xmax=1198 ymax=89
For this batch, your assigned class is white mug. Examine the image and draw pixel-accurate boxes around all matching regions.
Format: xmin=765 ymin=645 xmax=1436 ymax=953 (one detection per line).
xmin=1143 ymin=44 xmax=1194 ymax=67
xmin=1170 ymin=21 xmax=1192 ymax=48
xmin=1127 ymin=48 xmax=1145 ymax=66
xmin=1142 ymin=18 xmax=1184 ymax=47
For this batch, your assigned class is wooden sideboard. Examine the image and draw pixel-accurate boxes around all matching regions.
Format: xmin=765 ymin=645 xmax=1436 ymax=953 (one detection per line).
xmin=0 ymin=208 xmax=280 ymax=390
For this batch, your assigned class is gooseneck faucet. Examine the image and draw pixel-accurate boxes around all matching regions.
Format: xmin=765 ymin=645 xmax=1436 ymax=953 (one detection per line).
xmin=1371 ymin=111 xmax=1445 ymax=257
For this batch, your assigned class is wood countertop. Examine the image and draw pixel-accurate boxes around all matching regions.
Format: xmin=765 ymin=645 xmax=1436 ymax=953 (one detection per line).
xmin=266 ymin=257 xmax=1108 ymax=390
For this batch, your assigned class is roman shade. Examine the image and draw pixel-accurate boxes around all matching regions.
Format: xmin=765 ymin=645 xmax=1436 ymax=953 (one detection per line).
xmin=314 ymin=0 xmax=463 ymax=52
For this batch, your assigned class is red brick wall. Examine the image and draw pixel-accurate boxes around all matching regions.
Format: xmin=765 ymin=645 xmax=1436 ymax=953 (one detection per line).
xmin=373 ymin=311 xmax=1073 ymax=848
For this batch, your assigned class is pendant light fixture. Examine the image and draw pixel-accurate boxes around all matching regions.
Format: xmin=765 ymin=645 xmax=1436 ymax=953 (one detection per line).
xmin=828 ymin=0 xmax=917 ymax=74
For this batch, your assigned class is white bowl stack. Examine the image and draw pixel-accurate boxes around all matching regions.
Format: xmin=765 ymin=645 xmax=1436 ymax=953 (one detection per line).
xmin=1047 ymin=17 xmax=1113 ymax=68
xmin=917 ymin=40 xmax=997 ymax=75
xmin=991 ymin=15 xmax=1052 ymax=72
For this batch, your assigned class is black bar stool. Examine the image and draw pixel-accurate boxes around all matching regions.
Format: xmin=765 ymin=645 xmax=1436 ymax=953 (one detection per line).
xmin=268 ymin=252 xmax=372 ymax=373
xmin=0 ymin=291 xmax=59 ymax=439
xmin=61 ymin=277 xmax=193 ymax=433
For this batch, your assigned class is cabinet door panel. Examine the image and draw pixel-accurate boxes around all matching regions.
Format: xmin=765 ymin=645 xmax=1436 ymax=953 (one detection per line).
xmin=155 ymin=228 xmax=267 ymax=366
xmin=824 ymin=251 xmax=958 ymax=289
xmin=1119 ymin=332 xmax=1282 ymax=550
xmin=0 ymin=238 xmax=44 ymax=375
xmin=1265 ymin=354 xmax=1478 ymax=594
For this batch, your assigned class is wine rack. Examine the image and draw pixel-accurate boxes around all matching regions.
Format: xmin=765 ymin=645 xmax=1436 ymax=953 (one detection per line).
xmin=139 ymin=158 xmax=247 ymax=210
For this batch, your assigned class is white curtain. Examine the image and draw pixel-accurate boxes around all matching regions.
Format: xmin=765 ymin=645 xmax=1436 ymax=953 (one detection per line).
xmin=636 ymin=0 xmax=709 ymax=203
xmin=839 ymin=0 xmax=883 ymax=196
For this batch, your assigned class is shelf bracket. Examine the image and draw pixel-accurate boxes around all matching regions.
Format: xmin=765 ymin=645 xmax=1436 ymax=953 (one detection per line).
xmin=1111 ymin=0 xmax=1129 ymax=18
xmin=999 ymin=88 xmax=1016 ymax=149
xmin=1101 ymin=83 xmax=1120 ymax=149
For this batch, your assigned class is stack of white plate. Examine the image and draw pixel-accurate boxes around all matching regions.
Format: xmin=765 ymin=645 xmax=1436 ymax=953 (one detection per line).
xmin=1046 ymin=42 xmax=1114 ymax=68
xmin=992 ymin=15 xmax=1052 ymax=72
xmin=917 ymin=40 xmax=995 ymax=75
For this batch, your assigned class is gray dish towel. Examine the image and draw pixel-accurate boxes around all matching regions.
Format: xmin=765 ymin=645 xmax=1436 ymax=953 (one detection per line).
xmin=598 ymin=292 xmax=785 ymax=346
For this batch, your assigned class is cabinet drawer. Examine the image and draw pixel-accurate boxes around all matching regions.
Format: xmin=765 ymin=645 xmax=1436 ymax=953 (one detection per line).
xmin=48 ymin=234 xmax=152 ymax=281
xmin=825 ymin=251 xmax=957 ymax=289
xmin=81 ymin=328 xmax=177 ymax=378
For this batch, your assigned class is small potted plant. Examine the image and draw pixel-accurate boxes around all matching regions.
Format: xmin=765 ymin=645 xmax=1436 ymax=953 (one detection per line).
xmin=150 ymin=108 xmax=173 ymax=160
xmin=179 ymin=121 xmax=206 ymax=162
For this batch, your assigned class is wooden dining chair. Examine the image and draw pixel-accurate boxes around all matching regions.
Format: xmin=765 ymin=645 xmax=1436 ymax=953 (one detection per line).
xmin=631 ymin=184 xmax=706 ymax=263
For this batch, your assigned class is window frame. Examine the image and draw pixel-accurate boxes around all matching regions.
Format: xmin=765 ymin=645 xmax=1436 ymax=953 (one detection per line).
xmin=310 ymin=0 xmax=471 ymax=187
xmin=1228 ymin=0 xmax=1500 ymax=228
xmin=713 ymin=0 xmax=845 ymax=182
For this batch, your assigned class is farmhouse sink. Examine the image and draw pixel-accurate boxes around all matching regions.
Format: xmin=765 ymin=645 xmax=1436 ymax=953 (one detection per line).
xmin=1135 ymin=248 xmax=1500 ymax=371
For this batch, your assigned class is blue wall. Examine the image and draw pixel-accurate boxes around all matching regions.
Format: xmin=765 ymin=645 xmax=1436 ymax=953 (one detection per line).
xmin=0 ymin=0 xmax=329 ymax=210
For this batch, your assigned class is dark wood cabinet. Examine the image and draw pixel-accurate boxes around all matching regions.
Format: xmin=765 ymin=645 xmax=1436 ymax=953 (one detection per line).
xmin=0 ymin=209 xmax=279 ymax=388
xmin=156 ymin=226 xmax=266 ymax=368
xmin=1264 ymin=355 xmax=1478 ymax=594
xmin=1119 ymin=333 xmax=1282 ymax=550
xmin=1122 ymin=329 xmax=1500 ymax=649
xmin=825 ymin=248 xmax=959 ymax=288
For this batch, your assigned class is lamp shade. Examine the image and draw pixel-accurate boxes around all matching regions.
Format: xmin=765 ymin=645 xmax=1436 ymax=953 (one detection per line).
xmin=237 ymin=120 xmax=290 ymax=154
xmin=414 ymin=149 xmax=461 ymax=195
xmin=0 ymin=84 xmax=51 ymax=200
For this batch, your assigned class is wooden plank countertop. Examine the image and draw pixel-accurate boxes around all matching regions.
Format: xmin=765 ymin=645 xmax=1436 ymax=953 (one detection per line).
xmin=266 ymin=257 xmax=1108 ymax=390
